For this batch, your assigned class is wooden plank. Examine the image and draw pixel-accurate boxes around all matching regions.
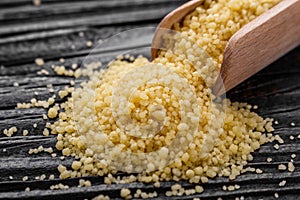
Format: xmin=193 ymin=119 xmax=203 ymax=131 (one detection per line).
xmin=0 ymin=44 xmax=299 ymax=199
xmin=0 ymin=0 xmax=185 ymax=7
xmin=0 ymin=25 xmax=153 ymax=65
xmin=0 ymin=0 xmax=299 ymax=199
xmin=0 ymin=0 xmax=187 ymax=36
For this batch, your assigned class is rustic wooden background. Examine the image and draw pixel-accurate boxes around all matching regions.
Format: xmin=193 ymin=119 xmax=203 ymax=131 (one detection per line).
xmin=0 ymin=0 xmax=299 ymax=199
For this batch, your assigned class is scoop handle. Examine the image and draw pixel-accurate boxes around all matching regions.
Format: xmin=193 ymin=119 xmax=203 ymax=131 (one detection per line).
xmin=213 ymin=0 xmax=300 ymax=96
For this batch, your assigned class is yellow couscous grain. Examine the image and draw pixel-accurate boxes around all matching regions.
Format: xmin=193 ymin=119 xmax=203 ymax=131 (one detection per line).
xmin=46 ymin=0 xmax=281 ymax=191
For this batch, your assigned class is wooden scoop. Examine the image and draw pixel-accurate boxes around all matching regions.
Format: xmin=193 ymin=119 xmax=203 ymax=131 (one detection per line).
xmin=151 ymin=0 xmax=300 ymax=96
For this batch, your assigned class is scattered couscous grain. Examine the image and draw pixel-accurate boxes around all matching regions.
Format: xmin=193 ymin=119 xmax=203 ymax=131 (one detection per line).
xmin=3 ymin=126 xmax=17 ymax=137
xmin=279 ymin=180 xmax=286 ymax=187
xmin=49 ymin=174 xmax=55 ymax=180
xmin=72 ymin=63 xmax=78 ymax=69
xmin=227 ymin=185 xmax=235 ymax=191
xmin=235 ymin=184 xmax=240 ymax=190
xmin=84 ymin=180 xmax=92 ymax=187
xmin=120 ymin=188 xmax=131 ymax=199
xmin=22 ymin=176 xmax=28 ymax=181
xmin=40 ymin=174 xmax=46 ymax=180
xmin=23 ymin=130 xmax=29 ymax=136
xmin=267 ymin=157 xmax=272 ymax=162
xmin=255 ymin=169 xmax=263 ymax=174
xmin=195 ymin=185 xmax=204 ymax=193
xmin=43 ymin=128 xmax=49 ymax=136
xmin=37 ymin=69 xmax=49 ymax=75
xmin=275 ymin=135 xmax=284 ymax=144
xmin=50 ymin=183 xmax=69 ymax=190
xmin=92 ymin=194 xmax=110 ymax=200
xmin=86 ymin=41 xmax=93 ymax=47
xmin=79 ymin=32 xmax=84 ymax=37
xmin=278 ymin=164 xmax=287 ymax=171
xmin=35 ymin=58 xmax=44 ymax=66
xmin=48 ymin=97 xmax=55 ymax=105
xmin=288 ymin=162 xmax=295 ymax=172
xmin=48 ymin=107 xmax=58 ymax=119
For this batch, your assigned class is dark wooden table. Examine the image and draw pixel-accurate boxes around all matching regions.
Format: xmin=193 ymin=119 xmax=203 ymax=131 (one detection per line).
xmin=0 ymin=0 xmax=299 ymax=199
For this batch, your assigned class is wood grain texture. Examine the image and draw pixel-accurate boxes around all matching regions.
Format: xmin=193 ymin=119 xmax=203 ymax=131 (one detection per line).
xmin=0 ymin=0 xmax=299 ymax=199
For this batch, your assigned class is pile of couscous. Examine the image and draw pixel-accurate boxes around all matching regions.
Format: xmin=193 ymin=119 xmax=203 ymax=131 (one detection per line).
xmin=18 ymin=0 xmax=285 ymax=198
